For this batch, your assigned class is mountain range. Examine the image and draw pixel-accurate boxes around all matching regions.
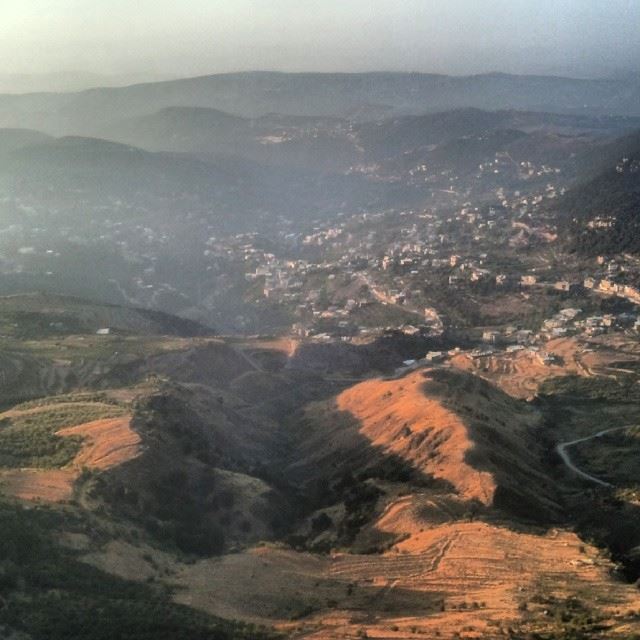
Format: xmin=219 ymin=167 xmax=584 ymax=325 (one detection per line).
xmin=1 ymin=71 xmax=640 ymax=137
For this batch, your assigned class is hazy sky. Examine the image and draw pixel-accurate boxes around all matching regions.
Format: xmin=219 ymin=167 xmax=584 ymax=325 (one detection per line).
xmin=1 ymin=0 xmax=639 ymax=81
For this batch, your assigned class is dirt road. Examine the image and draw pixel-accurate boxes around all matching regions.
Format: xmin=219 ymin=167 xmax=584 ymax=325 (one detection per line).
xmin=556 ymin=426 xmax=632 ymax=487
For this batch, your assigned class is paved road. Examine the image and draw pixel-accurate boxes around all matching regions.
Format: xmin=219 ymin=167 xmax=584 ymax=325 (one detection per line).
xmin=556 ymin=426 xmax=633 ymax=487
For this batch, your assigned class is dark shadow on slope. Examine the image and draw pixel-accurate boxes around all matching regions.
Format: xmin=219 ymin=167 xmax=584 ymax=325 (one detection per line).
xmin=94 ymin=382 xmax=296 ymax=556
xmin=287 ymin=331 xmax=458 ymax=378
xmin=279 ymin=391 xmax=481 ymax=554
xmin=420 ymin=368 xmax=564 ymax=524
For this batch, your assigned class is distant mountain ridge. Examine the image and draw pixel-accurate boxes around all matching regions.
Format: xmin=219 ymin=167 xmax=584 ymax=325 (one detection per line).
xmin=1 ymin=107 xmax=638 ymax=237
xmin=1 ymin=70 xmax=640 ymax=136
xmin=97 ymin=106 xmax=640 ymax=175
xmin=0 ymin=70 xmax=175 ymax=94
xmin=0 ymin=128 xmax=53 ymax=154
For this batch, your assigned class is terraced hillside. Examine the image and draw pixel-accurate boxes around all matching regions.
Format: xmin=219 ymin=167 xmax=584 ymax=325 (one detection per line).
xmin=1 ymin=297 xmax=640 ymax=639
xmin=451 ymin=335 xmax=640 ymax=399
xmin=75 ymin=363 xmax=640 ymax=640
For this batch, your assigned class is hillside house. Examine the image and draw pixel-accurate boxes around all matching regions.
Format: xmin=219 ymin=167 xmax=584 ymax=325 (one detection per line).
xmin=554 ymin=280 xmax=574 ymax=292
xmin=584 ymin=277 xmax=597 ymax=289
xmin=515 ymin=329 xmax=534 ymax=345
xmin=598 ymin=279 xmax=621 ymax=295
xmin=482 ymin=330 xmax=501 ymax=344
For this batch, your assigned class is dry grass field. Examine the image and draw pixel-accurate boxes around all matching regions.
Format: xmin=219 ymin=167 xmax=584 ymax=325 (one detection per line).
xmin=81 ymin=518 xmax=640 ymax=639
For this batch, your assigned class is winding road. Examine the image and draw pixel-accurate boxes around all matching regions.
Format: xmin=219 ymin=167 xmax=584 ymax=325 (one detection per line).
xmin=556 ymin=426 xmax=633 ymax=487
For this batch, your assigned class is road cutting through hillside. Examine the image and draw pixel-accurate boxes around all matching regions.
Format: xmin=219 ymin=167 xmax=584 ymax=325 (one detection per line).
xmin=556 ymin=426 xmax=632 ymax=487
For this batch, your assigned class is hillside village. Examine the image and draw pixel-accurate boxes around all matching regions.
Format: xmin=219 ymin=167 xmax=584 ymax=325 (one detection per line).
xmin=211 ymin=182 xmax=640 ymax=362
xmin=3 ymin=146 xmax=640 ymax=369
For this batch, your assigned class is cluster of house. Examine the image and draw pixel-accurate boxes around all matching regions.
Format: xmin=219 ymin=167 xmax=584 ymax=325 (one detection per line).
xmin=616 ymin=157 xmax=640 ymax=174
xmin=584 ymin=277 xmax=640 ymax=306
xmin=398 ymin=347 xmax=461 ymax=372
xmin=477 ymin=154 xmax=561 ymax=181
xmin=480 ymin=306 xmax=640 ymax=348
xmin=199 ymin=184 xmax=640 ymax=345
